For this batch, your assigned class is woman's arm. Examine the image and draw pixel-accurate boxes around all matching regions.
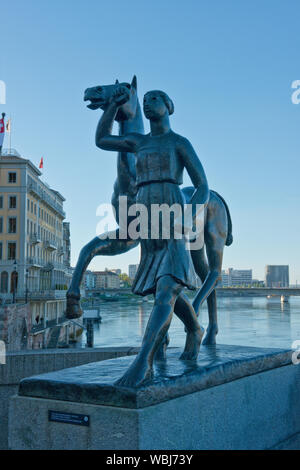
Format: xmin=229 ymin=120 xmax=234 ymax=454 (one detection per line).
xmin=95 ymin=86 xmax=141 ymax=153
xmin=177 ymin=137 xmax=209 ymax=206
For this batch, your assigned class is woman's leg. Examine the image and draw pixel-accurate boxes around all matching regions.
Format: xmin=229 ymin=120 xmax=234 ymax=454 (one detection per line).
xmin=115 ymin=275 xmax=182 ymax=387
xmin=174 ymin=294 xmax=204 ymax=360
xmin=155 ymin=292 xmax=205 ymax=361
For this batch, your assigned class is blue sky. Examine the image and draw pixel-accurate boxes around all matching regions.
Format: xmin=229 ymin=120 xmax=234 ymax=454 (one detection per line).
xmin=1 ymin=0 xmax=299 ymax=281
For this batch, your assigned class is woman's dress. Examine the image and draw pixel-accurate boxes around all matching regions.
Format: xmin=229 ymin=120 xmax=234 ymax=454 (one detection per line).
xmin=132 ymin=131 xmax=198 ymax=296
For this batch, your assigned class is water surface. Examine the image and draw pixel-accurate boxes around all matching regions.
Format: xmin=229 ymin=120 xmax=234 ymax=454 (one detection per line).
xmin=82 ymin=296 xmax=300 ymax=350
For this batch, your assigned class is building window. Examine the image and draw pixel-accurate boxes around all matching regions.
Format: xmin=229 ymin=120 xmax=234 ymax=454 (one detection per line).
xmin=8 ymin=217 xmax=17 ymax=233
xmin=0 ymin=196 xmax=3 ymax=209
xmin=7 ymin=242 xmax=16 ymax=260
xmin=0 ymin=243 xmax=2 ymax=260
xmin=27 ymin=199 xmax=30 ymax=211
xmin=9 ymin=196 xmax=17 ymax=209
xmin=8 ymin=172 xmax=17 ymax=183
xmin=0 ymin=217 xmax=2 ymax=233
xmin=31 ymin=201 xmax=33 ymax=213
xmin=34 ymin=203 xmax=36 ymax=215
xmin=0 ymin=272 xmax=8 ymax=293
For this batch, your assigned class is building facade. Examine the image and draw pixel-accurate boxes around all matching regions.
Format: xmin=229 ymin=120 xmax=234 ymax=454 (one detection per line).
xmin=221 ymin=268 xmax=253 ymax=287
xmin=94 ymin=270 xmax=120 ymax=289
xmin=111 ymin=269 xmax=121 ymax=276
xmin=0 ymin=149 xmax=72 ymax=323
xmin=84 ymin=270 xmax=96 ymax=290
xmin=265 ymin=265 xmax=289 ymax=288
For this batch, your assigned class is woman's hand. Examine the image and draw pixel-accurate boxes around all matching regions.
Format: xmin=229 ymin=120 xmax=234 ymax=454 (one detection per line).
xmin=111 ymin=85 xmax=131 ymax=106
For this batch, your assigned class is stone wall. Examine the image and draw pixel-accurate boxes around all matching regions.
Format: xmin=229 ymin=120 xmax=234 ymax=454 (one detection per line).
xmin=0 ymin=303 xmax=82 ymax=351
xmin=0 ymin=346 xmax=138 ymax=450
xmin=0 ymin=304 xmax=32 ymax=351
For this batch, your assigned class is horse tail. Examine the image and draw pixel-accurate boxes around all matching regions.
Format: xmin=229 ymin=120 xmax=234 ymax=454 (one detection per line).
xmin=211 ymin=190 xmax=233 ymax=246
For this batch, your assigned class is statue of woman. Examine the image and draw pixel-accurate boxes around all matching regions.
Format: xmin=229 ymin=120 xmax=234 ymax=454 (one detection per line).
xmin=96 ymin=85 xmax=209 ymax=387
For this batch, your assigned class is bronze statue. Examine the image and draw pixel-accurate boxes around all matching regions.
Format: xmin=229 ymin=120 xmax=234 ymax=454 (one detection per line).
xmin=95 ymin=85 xmax=210 ymax=386
xmin=66 ymin=77 xmax=232 ymax=353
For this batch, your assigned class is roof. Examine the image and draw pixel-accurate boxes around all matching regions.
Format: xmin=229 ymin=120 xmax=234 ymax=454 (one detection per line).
xmin=0 ymin=150 xmax=66 ymax=201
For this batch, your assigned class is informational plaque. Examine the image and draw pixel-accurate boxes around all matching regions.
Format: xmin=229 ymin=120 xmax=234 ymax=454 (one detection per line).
xmin=48 ymin=410 xmax=90 ymax=426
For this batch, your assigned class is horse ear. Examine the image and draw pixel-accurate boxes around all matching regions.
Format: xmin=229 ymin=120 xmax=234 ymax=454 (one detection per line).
xmin=131 ymin=75 xmax=137 ymax=89
xmin=115 ymin=79 xmax=119 ymax=84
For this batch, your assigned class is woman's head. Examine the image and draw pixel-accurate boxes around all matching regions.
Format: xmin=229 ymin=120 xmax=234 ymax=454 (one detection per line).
xmin=143 ymin=90 xmax=174 ymax=120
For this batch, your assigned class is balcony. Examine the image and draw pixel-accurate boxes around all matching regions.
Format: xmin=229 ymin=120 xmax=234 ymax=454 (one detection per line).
xmin=30 ymin=233 xmax=42 ymax=245
xmin=43 ymin=262 xmax=54 ymax=271
xmin=0 ymin=259 xmax=20 ymax=267
xmin=44 ymin=240 xmax=57 ymax=251
xmin=27 ymin=257 xmax=44 ymax=268
xmin=19 ymin=289 xmax=67 ymax=301
xmin=27 ymin=180 xmax=66 ymax=219
xmin=57 ymin=247 xmax=64 ymax=257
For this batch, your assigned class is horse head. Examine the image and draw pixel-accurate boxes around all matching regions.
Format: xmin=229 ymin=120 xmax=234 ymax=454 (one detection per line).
xmin=84 ymin=75 xmax=138 ymax=121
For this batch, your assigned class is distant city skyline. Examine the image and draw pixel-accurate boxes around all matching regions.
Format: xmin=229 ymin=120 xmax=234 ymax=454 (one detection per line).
xmin=1 ymin=0 xmax=299 ymax=282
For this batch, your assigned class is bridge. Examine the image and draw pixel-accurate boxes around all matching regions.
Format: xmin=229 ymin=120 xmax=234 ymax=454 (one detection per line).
xmin=86 ymin=287 xmax=300 ymax=299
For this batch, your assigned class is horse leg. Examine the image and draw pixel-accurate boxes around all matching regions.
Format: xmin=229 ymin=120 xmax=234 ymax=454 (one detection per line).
xmin=66 ymin=230 xmax=138 ymax=318
xmin=203 ymin=291 xmax=218 ymax=345
xmin=190 ymin=190 xmax=229 ymax=344
xmin=191 ymin=247 xmax=219 ymax=345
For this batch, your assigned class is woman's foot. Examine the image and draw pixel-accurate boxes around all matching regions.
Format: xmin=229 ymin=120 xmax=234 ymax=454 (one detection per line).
xmin=180 ymin=326 xmax=204 ymax=360
xmin=202 ymin=323 xmax=218 ymax=345
xmin=66 ymin=290 xmax=83 ymax=319
xmin=115 ymin=358 xmax=154 ymax=388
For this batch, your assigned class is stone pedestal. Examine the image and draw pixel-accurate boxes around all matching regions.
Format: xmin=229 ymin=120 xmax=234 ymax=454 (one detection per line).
xmin=9 ymin=345 xmax=300 ymax=450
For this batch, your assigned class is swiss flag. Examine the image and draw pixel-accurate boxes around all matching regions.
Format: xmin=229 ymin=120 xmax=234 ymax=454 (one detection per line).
xmin=39 ymin=157 xmax=43 ymax=169
xmin=0 ymin=118 xmax=4 ymax=147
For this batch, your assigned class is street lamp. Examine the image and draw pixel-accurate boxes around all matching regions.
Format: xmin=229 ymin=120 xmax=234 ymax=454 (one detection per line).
xmin=25 ymin=268 xmax=29 ymax=303
xmin=12 ymin=260 xmax=17 ymax=304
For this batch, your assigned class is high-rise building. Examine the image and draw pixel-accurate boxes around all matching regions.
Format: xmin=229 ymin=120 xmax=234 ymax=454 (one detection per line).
xmin=265 ymin=265 xmax=289 ymax=287
xmin=0 ymin=149 xmax=72 ymax=322
xmin=129 ymin=264 xmax=139 ymax=280
xmin=221 ymin=268 xmax=252 ymax=287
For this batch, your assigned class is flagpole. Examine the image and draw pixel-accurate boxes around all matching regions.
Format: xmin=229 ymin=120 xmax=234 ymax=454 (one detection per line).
xmin=0 ymin=113 xmax=4 ymax=155
xmin=9 ymin=115 xmax=11 ymax=153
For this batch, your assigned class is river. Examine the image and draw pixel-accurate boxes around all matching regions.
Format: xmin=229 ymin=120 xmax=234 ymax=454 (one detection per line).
xmin=81 ymin=295 xmax=300 ymax=350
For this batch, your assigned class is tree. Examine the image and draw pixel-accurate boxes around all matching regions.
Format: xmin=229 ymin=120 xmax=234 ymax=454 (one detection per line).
xmin=119 ymin=273 xmax=132 ymax=287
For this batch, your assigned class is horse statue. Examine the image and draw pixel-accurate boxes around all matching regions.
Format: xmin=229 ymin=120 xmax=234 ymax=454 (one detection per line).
xmin=66 ymin=76 xmax=232 ymax=347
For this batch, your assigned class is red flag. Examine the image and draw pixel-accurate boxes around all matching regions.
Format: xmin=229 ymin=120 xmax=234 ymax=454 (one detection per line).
xmin=39 ymin=157 xmax=43 ymax=169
